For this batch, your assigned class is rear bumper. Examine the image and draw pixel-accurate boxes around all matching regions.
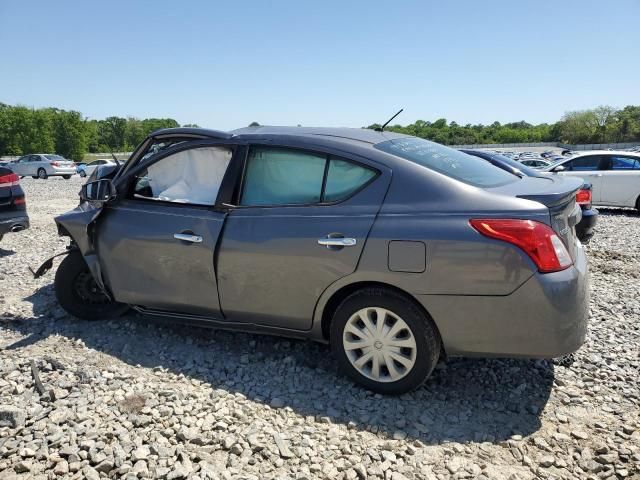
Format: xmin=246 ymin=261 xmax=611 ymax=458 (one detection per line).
xmin=0 ymin=214 xmax=30 ymax=235
xmin=418 ymin=242 xmax=589 ymax=358
xmin=576 ymin=207 xmax=598 ymax=243
xmin=50 ymin=168 xmax=76 ymax=176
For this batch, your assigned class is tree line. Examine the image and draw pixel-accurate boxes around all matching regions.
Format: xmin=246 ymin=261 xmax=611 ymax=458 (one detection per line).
xmin=367 ymin=105 xmax=640 ymax=146
xmin=1 ymin=102 xmax=639 ymax=160
xmin=0 ymin=103 xmax=185 ymax=160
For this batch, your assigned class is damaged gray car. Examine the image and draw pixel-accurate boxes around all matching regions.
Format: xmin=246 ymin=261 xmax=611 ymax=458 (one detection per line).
xmin=45 ymin=127 xmax=589 ymax=394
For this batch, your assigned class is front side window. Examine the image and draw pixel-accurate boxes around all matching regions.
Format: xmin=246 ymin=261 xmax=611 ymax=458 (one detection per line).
xmin=375 ymin=137 xmax=517 ymax=187
xmin=610 ymin=156 xmax=639 ymax=170
xmin=240 ymin=148 xmax=377 ymax=206
xmin=132 ymin=146 xmax=232 ymax=206
xmin=45 ymin=154 xmax=65 ymax=161
xmin=568 ymin=156 xmax=600 ymax=171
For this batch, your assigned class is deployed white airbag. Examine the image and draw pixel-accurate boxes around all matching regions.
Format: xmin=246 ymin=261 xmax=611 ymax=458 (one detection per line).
xmin=147 ymin=146 xmax=231 ymax=205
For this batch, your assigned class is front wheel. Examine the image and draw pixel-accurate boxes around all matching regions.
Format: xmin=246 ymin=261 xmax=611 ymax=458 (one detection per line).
xmin=330 ymin=287 xmax=441 ymax=395
xmin=54 ymin=252 xmax=129 ymax=320
xmin=79 ymin=171 xmax=86 ymax=178
xmin=37 ymin=168 xmax=48 ymax=180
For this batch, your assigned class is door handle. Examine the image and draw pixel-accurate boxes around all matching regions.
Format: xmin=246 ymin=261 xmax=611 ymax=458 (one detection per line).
xmin=173 ymin=233 xmax=203 ymax=243
xmin=318 ymin=237 xmax=357 ymax=247
xmin=595 ymin=173 xmax=603 ymax=177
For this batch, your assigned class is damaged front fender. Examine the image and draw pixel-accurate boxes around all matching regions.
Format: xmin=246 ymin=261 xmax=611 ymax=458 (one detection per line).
xmin=32 ymin=202 xmax=110 ymax=297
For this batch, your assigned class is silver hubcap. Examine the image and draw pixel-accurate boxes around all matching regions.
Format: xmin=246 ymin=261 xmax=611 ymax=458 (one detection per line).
xmin=343 ymin=307 xmax=417 ymax=383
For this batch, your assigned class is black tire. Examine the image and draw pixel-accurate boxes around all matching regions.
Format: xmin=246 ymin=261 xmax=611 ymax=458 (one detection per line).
xmin=330 ymin=287 xmax=441 ymax=395
xmin=636 ymin=195 xmax=640 ymax=211
xmin=54 ymin=252 xmax=129 ymax=320
xmin=62 ymin=174 xmax=71 ymax=179
xmin=31 ymin=176 xmax=37 ymax=179
xmin=79 ymin=170 xmax=86 ymax=178
xmin=37 ymin=168 xmax=47 ymax=179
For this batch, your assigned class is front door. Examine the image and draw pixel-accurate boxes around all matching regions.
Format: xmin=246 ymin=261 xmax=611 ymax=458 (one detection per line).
xmin=96 ymin=143 xmax=235 ymax=317
xmin=217 ymin=145 xmax=390 ymax=330
xmin=559 ymin=155 xmax=604 ymax=202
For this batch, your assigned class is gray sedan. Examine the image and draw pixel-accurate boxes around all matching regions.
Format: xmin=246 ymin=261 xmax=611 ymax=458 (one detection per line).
xmin=46 ymin=127 xmax=589 ymax=394
xmin=10 ymin=154 xmax=76 ymax=179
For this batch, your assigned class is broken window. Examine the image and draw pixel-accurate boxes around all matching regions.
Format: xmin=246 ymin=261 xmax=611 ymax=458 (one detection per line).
xmin=133 ymin=146 xmax=232 ymax=206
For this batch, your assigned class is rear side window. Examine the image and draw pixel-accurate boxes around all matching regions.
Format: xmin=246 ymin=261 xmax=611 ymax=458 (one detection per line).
xmin=610 ymin=156 xmax=639 ymax=170
xmin=240 ymin=147 xmax=377 ymax=206
xmin=375 ymin=138 xmax=517 ymax=187
xmin=241 ymin=148 xmax=326 ymax=205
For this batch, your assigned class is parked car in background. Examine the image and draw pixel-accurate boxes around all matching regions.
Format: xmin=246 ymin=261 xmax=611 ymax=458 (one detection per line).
xmin=42 ymin=127 xmax=589 ymax=395
xmin=461 ymin=149 xmax=598 ymax=243
xmin=77 ymin=159 xmax=117 ymax=178
xmin=0 ymin=166 xmax=29 ymax=242
xmin=520 ymin=158 xmax=552 ymax=169
xmin=9 ymin=154 xmax=76 ymax=179
xmin=545 ymin=151 xmax=640 ymax=210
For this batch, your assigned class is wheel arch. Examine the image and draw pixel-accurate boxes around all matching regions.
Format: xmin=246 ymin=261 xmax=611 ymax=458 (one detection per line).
xmin=318 ymin=280 xmax=445 ymax=356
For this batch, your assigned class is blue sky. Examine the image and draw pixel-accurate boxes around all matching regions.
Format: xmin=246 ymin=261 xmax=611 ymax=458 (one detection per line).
xmin=1 ymin=0 xmax=638 ymax=130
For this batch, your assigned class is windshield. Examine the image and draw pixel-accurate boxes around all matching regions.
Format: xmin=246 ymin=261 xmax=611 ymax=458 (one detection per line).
xmin=376 ymin=138 xmax=518 ymax=187
xmin=45 ymin=154 xmax=65 ymax=161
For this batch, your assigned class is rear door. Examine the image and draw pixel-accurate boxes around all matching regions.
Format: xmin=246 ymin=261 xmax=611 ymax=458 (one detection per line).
xmin=597 ymin=155 xmax=640 ymax=207
xmin=96 ymin=141 xmax=237 ymax=317
xmin=217 ymin=145 xmax=391 ymax=330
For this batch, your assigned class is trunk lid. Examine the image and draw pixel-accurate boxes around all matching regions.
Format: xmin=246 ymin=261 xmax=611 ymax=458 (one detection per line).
xmin=488 ymin=175 xmax=583 ymax=260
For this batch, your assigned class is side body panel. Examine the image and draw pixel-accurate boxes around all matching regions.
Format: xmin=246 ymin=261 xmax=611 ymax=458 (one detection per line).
xmin=596 ymin=170 xmax=640 ymax=207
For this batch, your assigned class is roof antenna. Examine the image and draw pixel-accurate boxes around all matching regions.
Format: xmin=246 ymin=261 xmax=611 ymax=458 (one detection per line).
xmin=375 ymin=108 xmax=404 ymax=132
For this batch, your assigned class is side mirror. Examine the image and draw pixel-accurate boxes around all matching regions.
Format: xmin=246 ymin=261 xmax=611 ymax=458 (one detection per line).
xmin=80 ymin=179 xmax=117 ymax=204
xmin=552 ymin=165 xmax=566 ymax=172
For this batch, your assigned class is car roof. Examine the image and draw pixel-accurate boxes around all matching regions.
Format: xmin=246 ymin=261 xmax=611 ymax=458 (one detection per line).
xmin=570 ymin=150 xmax=640 ymax=158
xmin=151 ymin=126 xmax=410 ymax=146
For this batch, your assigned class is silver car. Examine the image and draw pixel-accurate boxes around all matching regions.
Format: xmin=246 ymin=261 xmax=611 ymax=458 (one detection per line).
xmin=10 ymin=154 xmax=76 ymax=179
xmin=42 ymin=127 xmax=589 ymax=394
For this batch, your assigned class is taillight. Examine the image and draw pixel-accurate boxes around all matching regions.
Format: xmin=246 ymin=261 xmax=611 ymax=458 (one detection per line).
xmin=0 ymin=172 xmax=20 ymax=187
xmin=470 ymin=219 xmax=573 ymax=273
xmin=14 ymin=197 xmax=26 ymax=205
xmin=50 ymin=161 xmax=60 ymax=167
xmin=576 ymin=189 xmax=591 ymax=206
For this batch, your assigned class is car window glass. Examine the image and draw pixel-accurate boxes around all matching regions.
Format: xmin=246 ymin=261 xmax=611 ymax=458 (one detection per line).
xmin=570 ymin=156 xmax=600 ymax=171
xmin=324 ymin=158 xmax=376 ymax=202
xmin=376 ymin=138 xmax=517 ymax=187
xmin=132 ymin=146 xmax=232 ymax=206
xmin=610 ymin=156 xmax=639 ymax=170
xmin=240 ymin=148 xmax=326 ymax=206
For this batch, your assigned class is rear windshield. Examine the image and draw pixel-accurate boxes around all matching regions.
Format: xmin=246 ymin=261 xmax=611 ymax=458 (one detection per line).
xmin=45 ymin=155 xmax=65 ymax=160
xmin=375 ymin=138 xmax=518 ymax=187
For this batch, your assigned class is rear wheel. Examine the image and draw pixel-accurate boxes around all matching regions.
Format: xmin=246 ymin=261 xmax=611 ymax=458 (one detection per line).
xmin=62 ymin=174 xmax=71 ymax=179
xmin=636 ymin=195 xmax=640 ymax=211
xmin=54 ymin=252 xmax=129 ymax=320
xmin=330 ymin=287 xmax=441 ymax=395
xmin=37 ymin=168 xmax=47 ymax=179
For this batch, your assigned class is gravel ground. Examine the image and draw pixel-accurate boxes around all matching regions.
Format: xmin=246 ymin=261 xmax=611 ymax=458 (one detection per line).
xmin=0 ymin=177 xmax=638 ymax=480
